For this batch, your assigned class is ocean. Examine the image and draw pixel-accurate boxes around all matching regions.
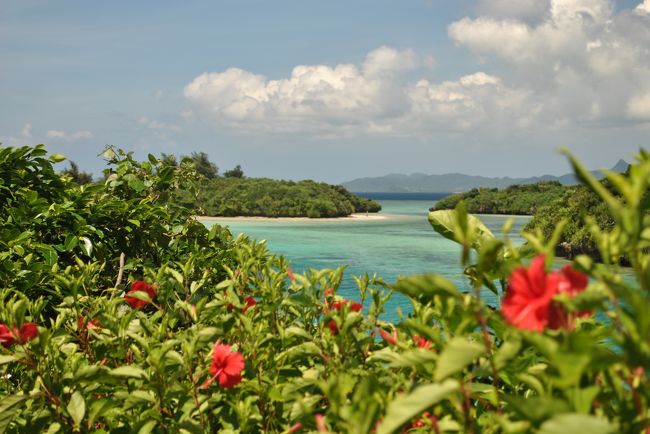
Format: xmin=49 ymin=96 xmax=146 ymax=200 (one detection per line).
xmin=200 ymin=196 xmax=531 ymax=322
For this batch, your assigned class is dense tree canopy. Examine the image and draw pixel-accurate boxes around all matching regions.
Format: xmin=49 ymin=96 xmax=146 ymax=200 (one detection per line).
xmin=178 ymin=177 xmax=381 ymax=218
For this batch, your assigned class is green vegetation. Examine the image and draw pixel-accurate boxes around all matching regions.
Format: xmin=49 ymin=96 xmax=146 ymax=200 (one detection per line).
xmin=433 ymin=180 xmax=625 ymax=260
xmin=178 ymin=177 xmax=381 ymax=218
xmin=433 ymin=181 xmax=567 ymax=215
xmin=2 ymin=144 xmax=650 ymax=433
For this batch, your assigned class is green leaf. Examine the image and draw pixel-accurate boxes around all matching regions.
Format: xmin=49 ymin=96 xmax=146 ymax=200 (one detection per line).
xmin=428 ymin=209 xmax=496 ymax=251
xmin=67 ymin=391 xmax=85 ymax=428
xmin=537 ymin=414 xmax=616 ymax=434
xmin=0 ymin=355 xmax=18 ymax=365
xmin=377 ymin=380 xmax=458 ymax=434
xmin=49 ymin=154 xmax=66 ymax=163
xmin=137 ymin=420 xmax=157 ymax=434
xmin=63 ymin=234 xmax=78 ymax=251
xmin=435 ymin=337 xmax=485 ymax=381
xmin=110 ymin=365 xmax=147 ymax=379
xmin=0 ymin=394 xmax=28 ymax=434
xmin=393 ymin=273 xmax=461 ymax=300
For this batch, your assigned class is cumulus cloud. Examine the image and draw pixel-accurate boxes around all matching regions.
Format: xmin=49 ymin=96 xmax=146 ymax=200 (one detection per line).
xmin=184 ymin=47 xmax=532 ymax=135
xmin=46 ymin=130 xmax=93 ymax=141
xmin=185 ymin=2 xmax=650 ymax=138
xmin=184 ymin=47 xmax=417 ymax=134
xmin=448 ymin=0 xmax=650 ymax=126
xmin=21 ymin=123 xmax=32 ymax=138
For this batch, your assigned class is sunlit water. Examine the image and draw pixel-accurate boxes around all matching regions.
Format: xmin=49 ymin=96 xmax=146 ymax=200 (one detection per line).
xmin=201 ymin=199 xmax=531 ymax=322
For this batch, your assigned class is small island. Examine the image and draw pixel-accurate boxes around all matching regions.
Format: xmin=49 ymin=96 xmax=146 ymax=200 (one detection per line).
xmin=153 ymin=153 xmax=380 ymax=218
xmin=178 ymin=177 xmax=381 ymax=218
xmin=433 ymin=180 xmax=622 ymax=261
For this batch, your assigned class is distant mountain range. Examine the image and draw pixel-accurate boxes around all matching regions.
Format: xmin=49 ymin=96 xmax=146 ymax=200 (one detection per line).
xmin=341 ymin=159 xmax=629 ymax=193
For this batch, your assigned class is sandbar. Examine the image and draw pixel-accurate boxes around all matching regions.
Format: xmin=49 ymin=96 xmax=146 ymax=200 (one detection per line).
xmin=196 ymin=213 xmax=388 ymax=223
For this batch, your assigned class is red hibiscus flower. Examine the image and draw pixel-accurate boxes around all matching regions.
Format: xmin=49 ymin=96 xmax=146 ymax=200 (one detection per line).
xmin=125 ymin=281 xmax=156 ymax=309
xmin=323 ymin=298 xmax=362 ymax=334
xmin=208 ymin=342 xmax=245 ymax=388
xmin=244 ymin=296 xmax=257 ymax=311
xmin=413 ymin=335 xmax=433 ymax=350
xmin=226 ymin=295 xmax=257 ymax=312
xmin=379 ymin=328 xmax=398 ymax=345
xmin=501 ymin=255 xmax=590 ymax=332
xmin=0 ymin=322 xmax=38 ymax=347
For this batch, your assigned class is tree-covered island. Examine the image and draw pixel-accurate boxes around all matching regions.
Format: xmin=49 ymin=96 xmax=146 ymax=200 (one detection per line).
xmin=432 ymin=176 xmax=641 ymax=262
xmin=64 ymin=151 xmax=381 ymax=218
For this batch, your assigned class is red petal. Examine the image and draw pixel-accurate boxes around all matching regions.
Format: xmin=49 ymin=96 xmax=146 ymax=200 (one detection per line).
xmin=0 ymin=324 xmax=16 ymax=347
xmin=379 ymin=329 xmax=398 ymax=345
xmin=223 ymin=352 xmax=245 ymax=376
xmin=558 ymin=266 xmax=588 ymax=295
xmin=350 ymin=302 xmax=362 ymax=312
xmin=19 ymin=323 xmax=38 ymax=342
xmin=218 ymin=372 xmax=242 ymax=388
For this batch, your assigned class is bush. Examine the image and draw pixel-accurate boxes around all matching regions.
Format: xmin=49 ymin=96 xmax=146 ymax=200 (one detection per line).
xmin=1 ymin=145 xmax=649 ymax=433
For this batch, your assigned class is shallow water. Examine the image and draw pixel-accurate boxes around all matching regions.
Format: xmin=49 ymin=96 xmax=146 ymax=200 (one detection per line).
xmin=201 ymin=200 xmax=530 ymax=322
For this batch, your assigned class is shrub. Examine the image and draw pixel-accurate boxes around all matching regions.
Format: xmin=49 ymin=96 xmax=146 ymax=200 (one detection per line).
xmin=0 ymin=144 xmax=649 ymax=433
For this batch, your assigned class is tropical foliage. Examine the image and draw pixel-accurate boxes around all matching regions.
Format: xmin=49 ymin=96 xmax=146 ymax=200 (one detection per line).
xmin=1 ymin=144 xmax=649 ymax=433
xmin=433 ymin=181 xmax=567 ymax=215
xmin=177 ymin=177 xmax=381 ymax=218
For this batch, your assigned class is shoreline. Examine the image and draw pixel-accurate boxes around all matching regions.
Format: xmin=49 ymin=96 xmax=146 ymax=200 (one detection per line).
xmin=196 ymin=213 xmax=388 ymax=223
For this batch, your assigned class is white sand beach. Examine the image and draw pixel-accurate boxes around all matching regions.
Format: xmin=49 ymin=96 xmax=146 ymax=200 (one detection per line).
xmin=196 ymin=213 xmax=388 ymax=223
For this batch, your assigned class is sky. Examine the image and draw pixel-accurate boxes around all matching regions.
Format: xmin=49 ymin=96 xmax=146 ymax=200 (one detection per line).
xmin=1 ymin=0 xmax=649 ymax=183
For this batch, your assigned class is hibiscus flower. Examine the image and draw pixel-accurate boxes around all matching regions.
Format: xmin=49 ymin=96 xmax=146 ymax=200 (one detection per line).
xmin=323 ymin=299 xmax=362 ymax=335
xmin=0 ymin=322 xmax=38 ymax=347
xmin=125 ymin=281 xmax=157 ymax=309
xmin=501 ymin=255 xmax=590 ymax=332
xmin=209 ymin=342 xmax=245 ymax=388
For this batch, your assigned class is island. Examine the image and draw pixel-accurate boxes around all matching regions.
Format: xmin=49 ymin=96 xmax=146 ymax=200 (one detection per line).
xmin=176 ymin=177 xmax=381 ymax=218
xmin=432 ymin=180 xmax=618 ymax=261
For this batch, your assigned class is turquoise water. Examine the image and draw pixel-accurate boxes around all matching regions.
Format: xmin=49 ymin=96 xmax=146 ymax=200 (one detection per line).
xmin=201 ymin=200 xmax=530 ymax=322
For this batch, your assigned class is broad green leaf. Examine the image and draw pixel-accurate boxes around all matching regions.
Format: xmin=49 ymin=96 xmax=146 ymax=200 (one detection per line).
xmin=435 ymin=337 xmax=485 ymax=381
xmin=537 ymin=413 xmax=616 ymax=434
xmin=110 ymin=366 xmax=147 ymax=379
xmin=137 ymin=420 xmax=157 ymax=434
xmin=0 ymin=355 xmax=18 ymax=365
xmin=63 ymin=234 xmax=78 ymax=251
xmin=503 ymin=395 xmax=569 ymax=424
xmin=377 ymin=380 xmax=458 ymax=434
xmin=0 ymin=394 xmax=28 ymax=434
xmin=428 ymin=209 xmax=496 ymax=250
xmin=67 ymin=391 xmax=85 ymax=427
xmin=393 ymin=273 xmax=461 ymax=300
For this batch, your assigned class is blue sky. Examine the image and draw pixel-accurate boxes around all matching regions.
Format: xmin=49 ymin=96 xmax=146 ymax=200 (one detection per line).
xmin=2 ymin=0 xmax=649 ymax=182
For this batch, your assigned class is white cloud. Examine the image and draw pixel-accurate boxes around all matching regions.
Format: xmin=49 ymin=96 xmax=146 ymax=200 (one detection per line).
xmin=21 ymin=123 xmax=32 ymax=138
xmin=362 ymin=46 xmax=418 ymax=77
xmin=627 ymin=92 xmax=650 ymax=119
xmin=46 ymin=130 xmax=93 ymax=141
xmin=184 ymin=48 xmax=416 ymax=134
xmin=638 ymin=0 xmax=650 ymax=14
xmin=184 ymin=47 xmax=534 ymax=135
xmin=448 ymin=0 xmax=650 ymax=126
xmin=138 ymin=116 xmax=180 ymax=132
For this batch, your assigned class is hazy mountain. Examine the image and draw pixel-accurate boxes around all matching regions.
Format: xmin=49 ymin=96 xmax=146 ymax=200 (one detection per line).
xmin=342 ymin=159 xmax=629 ymax=193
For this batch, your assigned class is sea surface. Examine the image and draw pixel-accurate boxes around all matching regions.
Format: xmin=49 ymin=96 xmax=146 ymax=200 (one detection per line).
xmin=201 ymin=196 xmax=531 ymax=322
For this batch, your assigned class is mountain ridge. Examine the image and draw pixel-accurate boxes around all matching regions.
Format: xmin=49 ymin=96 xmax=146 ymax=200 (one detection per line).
xmin=341 ymin=160 xmax=629 ymax=193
